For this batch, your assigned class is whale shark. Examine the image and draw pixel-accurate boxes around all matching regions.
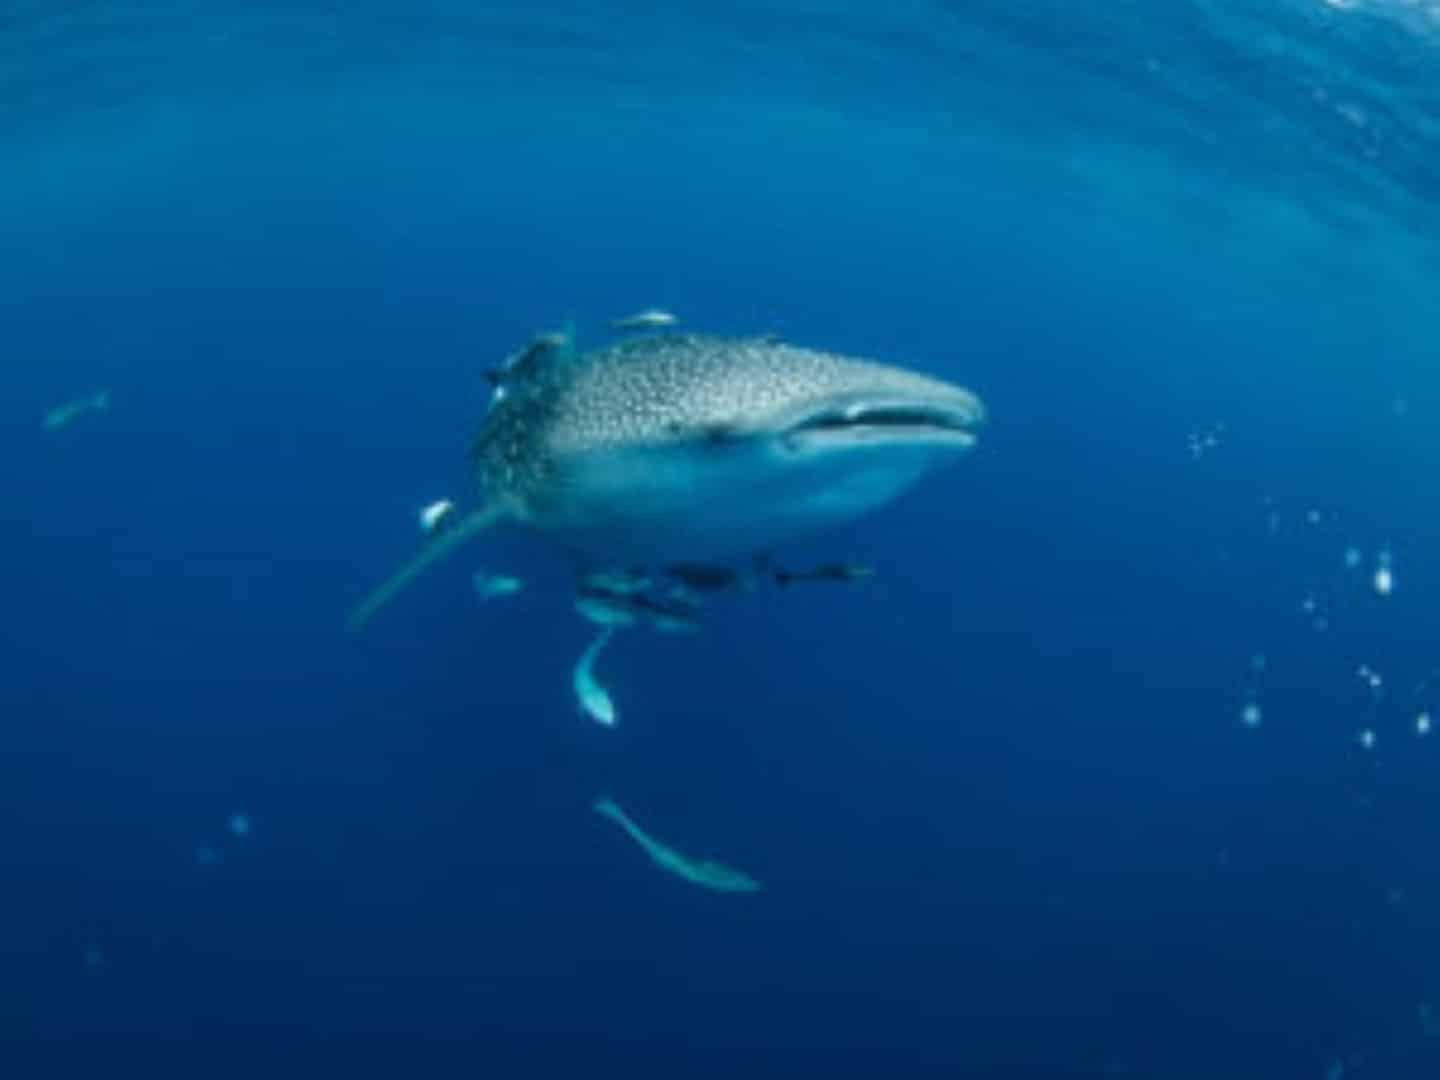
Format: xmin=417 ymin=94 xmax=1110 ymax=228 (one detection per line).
xmin=347 ymin=331 xmax=984 ymax=631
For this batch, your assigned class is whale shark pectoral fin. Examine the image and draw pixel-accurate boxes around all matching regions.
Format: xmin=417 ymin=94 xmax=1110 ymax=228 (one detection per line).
xmin=345 ymin=505 xmax=506 ymax=633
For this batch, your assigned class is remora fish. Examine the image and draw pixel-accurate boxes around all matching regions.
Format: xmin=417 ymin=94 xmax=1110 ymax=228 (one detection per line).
xmin=574 ymin=587 xmax=700 ymax=633
xmin=418 ymin=499 xmax=456 ymax=536
xmin=580 ymin=569 xmax=651 ymax=595
xmin=592 ymin=797 xmax=761 ymax=893
xmin=612 ymin=309 xmax=678 ymax=330
xmin=347 ymin=333 xmax=984 ymax=630
xmin=664 ymin=563 xmax=741 ymax=591
xmin=573 ymin=628 xmax=618 ymax=726
xmin=774 ymin=562 xmax=875 ymax=586
xmin=575 ymin=589 xmax=640 ymax=628
xmin=472 ymin=571 xmax=524 ymax=599
xmin=630 ymin=593 xmax=700 ymax=633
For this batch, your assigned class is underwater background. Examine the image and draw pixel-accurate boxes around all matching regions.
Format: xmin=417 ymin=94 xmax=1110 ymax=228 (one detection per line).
xmin=4 ymin=2 xmax=1440 ymax=1076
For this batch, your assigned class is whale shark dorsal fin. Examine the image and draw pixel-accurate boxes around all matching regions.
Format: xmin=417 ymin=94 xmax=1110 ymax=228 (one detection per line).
xmin=346 ymin=505 xmax=506 ymax=632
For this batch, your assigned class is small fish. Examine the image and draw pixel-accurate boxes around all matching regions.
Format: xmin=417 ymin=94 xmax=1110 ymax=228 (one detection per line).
xmin=632 ymin=593 xmax=701 ymax=633
xmin=418 ymin=499 xmax=456 ymax=536
xmin=43 ymin=389 xmax=110 ymax=431
xmin=664 ymin=562 xmax=741 ymax=592
xmin=581 ymin=569 xmax=651 ymax=595
xmin=611 ymin=308 xmax=678 ymax=330
xmin=228 ymin=813 xmax=251 ymax=839
xmin=646 ymin=611 xmax=700 ymax=634
xmin=774 ymin=562 xmax=875 ymax=587
xmin=661 ymin=583 xmax=703 ymax=609
xmin=575 ymin=587 xmax=699 ymax=633
xmin=573 ymin=628 xmax=618 ymax=726
xmin=575 ymin=589 xmax=640 ymax=628
xmin=472 ymin=571 xmax=524 ymax=600
xmin=593 ymin=797 xmax=761 ymax=893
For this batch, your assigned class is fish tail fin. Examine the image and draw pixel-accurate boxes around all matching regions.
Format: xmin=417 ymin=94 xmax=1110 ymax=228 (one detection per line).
xmin=346 ymin=505 xmax=504 ymax=632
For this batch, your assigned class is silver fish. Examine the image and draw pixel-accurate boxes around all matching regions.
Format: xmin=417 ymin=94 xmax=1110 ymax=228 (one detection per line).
xmin=593 ymin=797 xmax=760 ymax=892
xmin=472 ymin=571 xmax=524 ymax=599
xmin=573 ymin=629 xmax=618 ymax=726
xmin=575 ymin=590 xmax=640 ymax=629
xmin=611 ymin=309 xmax=678 ymax=330
xmin=580 ymin=569 xmax=651 ymax=595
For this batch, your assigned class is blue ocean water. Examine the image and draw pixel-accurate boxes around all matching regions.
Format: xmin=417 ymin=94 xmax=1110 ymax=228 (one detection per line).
xmin=4 ymin=2 xmax=1440 ymax=1075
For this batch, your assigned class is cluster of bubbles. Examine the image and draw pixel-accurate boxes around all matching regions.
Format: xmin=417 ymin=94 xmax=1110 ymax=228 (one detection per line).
xmin=1192 ymin=432 xmax=1429 ymax=753
xmin=1186 ymin=422 xmax=1226 ymax=461
xmin=1192 ymin=424 xmax=1440 ymax=1072
xmin=1236 ymin=527 xmax=1423 ymax=749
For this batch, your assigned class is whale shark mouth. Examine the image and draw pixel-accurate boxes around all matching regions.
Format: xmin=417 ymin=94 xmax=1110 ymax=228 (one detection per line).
xmin=784 ymin=399 xmax=983 ymax=451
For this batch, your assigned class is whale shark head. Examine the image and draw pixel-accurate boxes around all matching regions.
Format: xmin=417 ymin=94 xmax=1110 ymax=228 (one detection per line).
xmin=475 ymin=333 xmax=985 ymax=562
